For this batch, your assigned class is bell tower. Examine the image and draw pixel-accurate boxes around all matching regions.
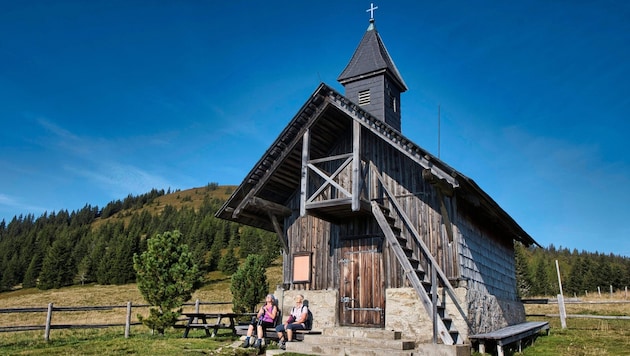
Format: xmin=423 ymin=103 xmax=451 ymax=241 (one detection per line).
xmin=337 ymin=5 xmax=407 ymax=132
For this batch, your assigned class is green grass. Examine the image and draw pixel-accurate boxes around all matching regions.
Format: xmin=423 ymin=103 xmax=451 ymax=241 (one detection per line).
xmin=2 ymin=284 xmax=628 ymax=355
xmin=470 ymin=315 xmax=630 ymax=356
xmin=3 ymin=316 xmax=629 ymax=356
xmin=0 ymin=328 xmax=260 ymax=356
xmin=519 ymin=317 xmax=630 ymax=356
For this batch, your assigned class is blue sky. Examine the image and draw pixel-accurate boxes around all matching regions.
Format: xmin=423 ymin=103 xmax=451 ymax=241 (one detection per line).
xmin=1 ymin=1 xmax=628 ymax=256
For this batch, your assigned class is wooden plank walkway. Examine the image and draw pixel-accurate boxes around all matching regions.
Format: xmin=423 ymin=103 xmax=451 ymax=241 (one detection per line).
xmin=469 ymin=321 xmax=549 ymax=356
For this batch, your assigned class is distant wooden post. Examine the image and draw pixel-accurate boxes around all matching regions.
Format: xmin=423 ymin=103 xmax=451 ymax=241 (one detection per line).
xmin=598 ymin=286 xmax=601 ymax=298
xmin=610 ymin=285 xmax=613 ymax=299
xmin=431 ymin=263 xmax=437 ymax=344
xmin=195 ymin=299 xmax=200 ymax=313
xmin=555 ymin=260 xmax=567 ymax=329
xmin=125 ymin=302 xmax=132 ymax=338
xmin=44 ymin=303 xmax=53 ymax=341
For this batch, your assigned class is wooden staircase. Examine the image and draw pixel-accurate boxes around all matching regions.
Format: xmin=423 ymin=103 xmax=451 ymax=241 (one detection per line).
xmin=278 ymin=327 xmax=416 ymax=356
xmin=369 ymin=167 xmax=469 ymax=345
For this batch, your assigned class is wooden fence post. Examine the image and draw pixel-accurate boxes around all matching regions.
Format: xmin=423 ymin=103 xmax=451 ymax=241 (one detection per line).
xmin=555 ymin=260 xmax=567 ymax=329
xmin=44 ymin=303 xmax=53 ymax=341
xmin=195 ymin=299 xmax=200 ymax=313
xmin=125 ymin=301 xmax=132 ymax=338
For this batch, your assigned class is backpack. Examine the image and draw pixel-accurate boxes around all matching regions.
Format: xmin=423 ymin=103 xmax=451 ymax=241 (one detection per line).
xmin=290 ymin=305 xmax=313 ymax=330
xmin=301 ymin=305 xmax=313 ymax=330
xmin=273 ymin=307 xmax=282 ymax=327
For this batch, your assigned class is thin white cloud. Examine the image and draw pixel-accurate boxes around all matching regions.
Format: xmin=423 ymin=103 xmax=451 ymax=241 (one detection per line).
xmin=0 ymin=193 xmax=48 ymax=216
xmin=66 ymin=161 xmax=172 ymax=198
xmin=34 ymin=117 xmax=176 ymax=197
xmin=37 ymin=117 xmax=81 ymax=142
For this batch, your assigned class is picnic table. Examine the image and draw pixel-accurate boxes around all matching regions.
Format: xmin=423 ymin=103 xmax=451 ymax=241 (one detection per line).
xmin=178 ymin=312 xmax=254 ymax=338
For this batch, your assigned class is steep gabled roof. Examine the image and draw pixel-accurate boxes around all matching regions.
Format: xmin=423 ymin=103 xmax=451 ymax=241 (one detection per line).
xmin=215 ymin=83 xmax=537 ymax=247
xmin=337 ymin=20 xmax=407 ymax=91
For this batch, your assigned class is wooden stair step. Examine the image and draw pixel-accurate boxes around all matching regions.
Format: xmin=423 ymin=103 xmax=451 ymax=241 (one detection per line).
xmin=301 ymin=335 xmax=414 ymax=350
xmin=321 ymin=327 xmax=401 ymax=339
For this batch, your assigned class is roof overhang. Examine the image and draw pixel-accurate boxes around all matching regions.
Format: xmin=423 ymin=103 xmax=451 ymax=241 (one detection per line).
xmin=215 ymin=83 xmax=538 ymax=247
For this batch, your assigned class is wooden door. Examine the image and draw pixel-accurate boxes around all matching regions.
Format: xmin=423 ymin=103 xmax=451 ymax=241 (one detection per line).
xmin=339 ymin=237 xmax=384 ymax=327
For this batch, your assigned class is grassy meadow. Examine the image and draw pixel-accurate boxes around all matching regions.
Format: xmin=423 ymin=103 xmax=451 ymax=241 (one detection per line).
xmin=518 ymin=295 xmax=630 ymax=356
xmin=1 ymin=277 xmax=629 ymax=355
xmin=0 ymin=261 xmax=283 ymax=355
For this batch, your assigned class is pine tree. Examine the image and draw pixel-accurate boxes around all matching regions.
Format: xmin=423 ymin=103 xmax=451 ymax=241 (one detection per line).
xmin=23 ymin=251 xmax=44 ymax=288
xmin=133 ymin=230 xmax=200 ymax=335
xmin=38 ymin=234 xmax=75 ymax=289
xmin=208 ymin=233 xmax=223 ymax=271
xmin=218 ymin=245 xmax=239 ymax=275
xmin=531 ymin=258 xmax=552 ymax=296
xmin=239 ymin=226 xmax=261 ymax=258
xmin=230 ymin=254 xmax=268 ymax=313
xmin=514 ymin=242 xmax=532 ymax=297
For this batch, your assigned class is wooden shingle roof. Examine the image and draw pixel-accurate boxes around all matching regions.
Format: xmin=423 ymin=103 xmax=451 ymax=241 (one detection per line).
xmin=337 ymin=19 xmax=407 ymax=91
xmin=215 ymin=83 xmax=538 ymax=247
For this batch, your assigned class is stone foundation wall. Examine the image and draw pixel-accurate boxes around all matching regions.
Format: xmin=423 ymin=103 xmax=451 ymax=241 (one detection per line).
xmin=271 ymin=286 xmax=524 ymax=341
xmin=466 ymin=289 xmax=525 ymax=335
xmin=385 ymin=288 xmax=434 ymax=343
xmin=385 ymin=287 xmax=470 ymax=344
xmin=273 ymin=288 xmax=338 ymax=330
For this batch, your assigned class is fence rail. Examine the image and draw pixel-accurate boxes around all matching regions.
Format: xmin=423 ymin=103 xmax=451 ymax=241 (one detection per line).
xmin=527 ymin=313 xmax=630 ymax=320
xmin=524 ymin=298 xmax=630 ymax=322
xmin=0 ymin=300 xmax=232 ymax=341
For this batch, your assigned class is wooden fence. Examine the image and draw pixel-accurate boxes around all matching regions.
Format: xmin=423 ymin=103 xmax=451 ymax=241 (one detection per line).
xmin=524 ymin=298 xmax=630 ymax=321
xmin=0 ymin=300 xmax=232 ymax=341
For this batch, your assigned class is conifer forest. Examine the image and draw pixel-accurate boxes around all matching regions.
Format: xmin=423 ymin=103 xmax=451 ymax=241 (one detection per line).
xmin=0 ymin=184 xmax=628 ymax=297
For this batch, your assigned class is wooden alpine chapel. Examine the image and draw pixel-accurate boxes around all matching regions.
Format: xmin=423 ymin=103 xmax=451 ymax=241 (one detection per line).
xmin=217 ymin=8 xmax=540 ymax=355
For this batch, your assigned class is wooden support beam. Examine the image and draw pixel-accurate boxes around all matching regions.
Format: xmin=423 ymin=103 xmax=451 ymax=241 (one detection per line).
xmin=306 ymin=158 xmax=353 ymax=201
xmin=250 ymin=197 xmax=292 ymax=216
xmin=328 ymin=96 xmax=459 ymax=188
xmin=352 ymin=120 xmax=360 ymax=211
xmin=422 ymin=169 xmax=454 ymax=196
xmin=437 ymin=190 xmax=454 ymax=243
xmin=424 ymin=168 xmax=454 ymax=242
xmin=269 ymin=212 xmax=289 ymax=254
xmin=300 ymin=129 xmax=310 ymax=217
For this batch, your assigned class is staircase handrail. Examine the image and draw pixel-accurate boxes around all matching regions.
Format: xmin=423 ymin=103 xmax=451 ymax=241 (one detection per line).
xmin=371 ymin=165 xmax=471 ymax=330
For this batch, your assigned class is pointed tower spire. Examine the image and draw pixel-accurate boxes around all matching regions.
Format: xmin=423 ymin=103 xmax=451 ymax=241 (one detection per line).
xmin=338 ymin=6 xmax=407 ymax=131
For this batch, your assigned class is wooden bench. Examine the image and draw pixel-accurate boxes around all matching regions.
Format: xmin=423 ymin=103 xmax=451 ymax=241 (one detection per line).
xmin=469 ymin=321 xmax=549 ymax=356
xmin=177 ymin=313 xmax=252 ymax=338
xmin=234 ymin=325 xmax=321 ymax=342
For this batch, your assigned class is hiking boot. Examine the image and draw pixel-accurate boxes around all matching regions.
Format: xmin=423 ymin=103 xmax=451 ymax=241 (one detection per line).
xmin=279 ymin=341 xmax=286 ymax=350
xmin=253 ymin=338 xmax=262 ymax=348
xmin=240 ymin=338 xmax=251 ymax=348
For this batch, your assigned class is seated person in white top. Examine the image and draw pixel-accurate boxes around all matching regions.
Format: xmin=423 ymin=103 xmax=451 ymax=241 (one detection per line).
xmin=275 ymin=294 xmax=308 ymax=350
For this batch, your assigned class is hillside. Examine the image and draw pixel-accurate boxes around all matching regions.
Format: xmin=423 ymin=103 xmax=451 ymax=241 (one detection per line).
xmin=90 ymin=185 xmax=237 ymax=229
xmin=1 ymin=185 xmax=628 ymax=299
xmin=0 ymin=184 xmax=282 ymax=293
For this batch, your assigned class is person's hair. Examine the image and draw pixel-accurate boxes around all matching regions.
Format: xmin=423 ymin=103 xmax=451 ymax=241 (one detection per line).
xmin=266 ymin=294 xmax=276 ymax=305
xmin=295 ymin=294 xmax=304 ymax=302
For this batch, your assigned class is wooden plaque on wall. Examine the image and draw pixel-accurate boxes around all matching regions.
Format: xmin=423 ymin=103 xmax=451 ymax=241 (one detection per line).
xmin=292 ymin=252 xmax=312 ymax=283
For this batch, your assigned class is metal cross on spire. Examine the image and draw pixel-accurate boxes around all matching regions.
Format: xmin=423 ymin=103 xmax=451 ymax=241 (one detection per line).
xmin=366 ymin=3 xmax=378 ymax=20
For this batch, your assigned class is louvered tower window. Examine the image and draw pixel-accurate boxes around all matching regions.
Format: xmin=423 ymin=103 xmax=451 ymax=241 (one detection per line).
xmin=358 ymin=90 xmax=371 ymax=106
xmin=388 ymin=88 xmax=397 ymax=113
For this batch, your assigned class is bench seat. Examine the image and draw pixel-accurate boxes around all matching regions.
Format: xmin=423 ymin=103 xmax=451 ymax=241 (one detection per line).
xmin=234 ymin=325 xmax=321 ymax=342
xmin=469 ymin=321 xmax=549 ymax=356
